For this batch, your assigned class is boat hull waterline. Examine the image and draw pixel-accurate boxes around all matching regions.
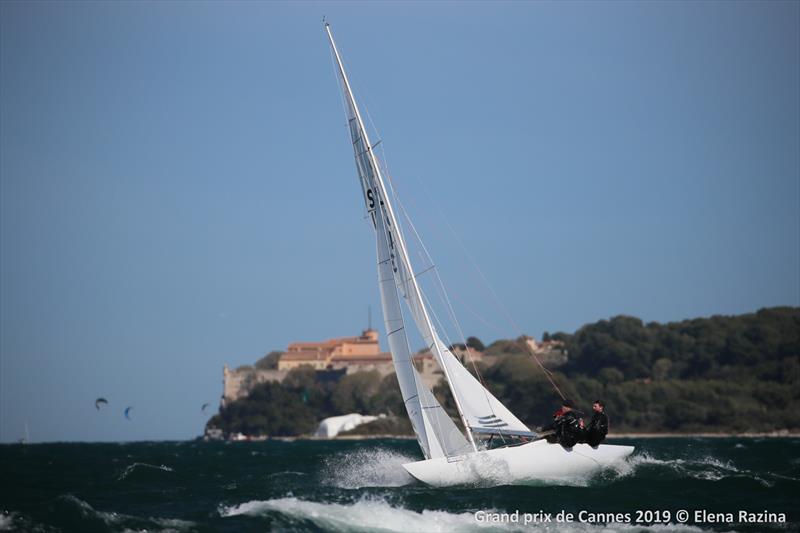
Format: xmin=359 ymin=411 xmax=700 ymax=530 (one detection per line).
xmin=403 ymin=440 xmax=635 ymax=487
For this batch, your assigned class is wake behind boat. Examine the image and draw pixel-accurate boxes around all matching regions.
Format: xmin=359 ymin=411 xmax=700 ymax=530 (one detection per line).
xmin=324 ymin=22 xmax=633 ymax=487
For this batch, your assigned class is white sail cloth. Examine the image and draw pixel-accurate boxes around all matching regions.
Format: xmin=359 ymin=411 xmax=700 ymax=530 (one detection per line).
xmin=374 ymin=181 xmax=471 ymax=459
xmin=374 ymin=195 xmax=435 ymax=458
xmin=416 ymin=368 xmax=473 ymax=457
xmin=433 ymin=339 xmax=533 ymax=437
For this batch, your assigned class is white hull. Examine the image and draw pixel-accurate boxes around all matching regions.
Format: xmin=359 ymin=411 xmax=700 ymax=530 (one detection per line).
xmin=403 ymin=440 xmax=634 ymax=487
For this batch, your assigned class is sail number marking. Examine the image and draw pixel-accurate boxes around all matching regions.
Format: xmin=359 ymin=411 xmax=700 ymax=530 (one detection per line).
xmin=368 ymin=187 xmax=398 ymax=274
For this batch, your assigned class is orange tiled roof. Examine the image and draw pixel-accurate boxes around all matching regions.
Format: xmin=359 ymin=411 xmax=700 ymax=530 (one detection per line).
xmin=287 ymin=336 xmax=363 ymax=350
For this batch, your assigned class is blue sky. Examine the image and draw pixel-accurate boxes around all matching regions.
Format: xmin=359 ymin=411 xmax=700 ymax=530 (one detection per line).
xmin=1 ymin=1 xmax=798 ymax=442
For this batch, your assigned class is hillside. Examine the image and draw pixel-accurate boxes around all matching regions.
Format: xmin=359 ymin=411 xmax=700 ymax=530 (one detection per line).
xmin=207 ymin=307 xmax=800 ymax=437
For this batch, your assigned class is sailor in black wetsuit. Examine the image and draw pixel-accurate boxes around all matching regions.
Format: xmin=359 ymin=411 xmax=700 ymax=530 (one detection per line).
xmin=584 ymin=400 xmax=609 ymax=447
xmin=542 ymin=399 xmax=583 ymax=448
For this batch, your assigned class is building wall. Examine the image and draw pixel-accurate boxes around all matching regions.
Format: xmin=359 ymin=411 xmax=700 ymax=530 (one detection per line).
xmin=333 ymin=341 xmax=380 ymax=357
xmin=278 ymin=359 xmax=329 ymax=370
xmin=222 ymin=365 xmax=290 ymax=405
xmin=222 ymin=330 xmax=450 ymax=404
xmin=334 ymin=361 xmax=395 ymax=378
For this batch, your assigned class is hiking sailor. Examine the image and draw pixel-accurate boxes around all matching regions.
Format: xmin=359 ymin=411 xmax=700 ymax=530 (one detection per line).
xmin=584 ymin=400 xmax=609 ymax=447
xmin=542 ymin=399 xmax=583 ymax=448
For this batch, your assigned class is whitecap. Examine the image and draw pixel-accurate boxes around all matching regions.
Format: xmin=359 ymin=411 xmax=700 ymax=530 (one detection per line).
xmin=220 ymin=497 xmax=502 ymax=532
xmin=267 ymin=471 xmax=308 ymax=479
xmin=118 ymin=462 xmax=174 ymax=481
xmin=219 ymin=497 xmax=720 ymax=533
xmin=0 ymin=512 xmax=14 ymax=531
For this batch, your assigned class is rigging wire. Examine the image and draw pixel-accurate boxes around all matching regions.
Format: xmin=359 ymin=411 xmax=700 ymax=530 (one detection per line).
xmin=382 ymin=149 xmax=567 ymax=402
xmin=329 ymin=30 xmax=565 ymax=426
xmin=329 ymin=31 xmax=510 ymax=368
xmin=436 ymin=215 xmax=567 ymax=401
xmin=327 ymin=29 xmax=485 ymax=457
xmin=382 ymin=164 xmax=502 ymax=428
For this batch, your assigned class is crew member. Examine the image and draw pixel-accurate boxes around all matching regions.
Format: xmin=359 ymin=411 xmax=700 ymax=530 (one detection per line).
xmin=584 ymin=400 xmax=609 ymax=447
xmin=542 ymin=399 xmax=583 ymax=448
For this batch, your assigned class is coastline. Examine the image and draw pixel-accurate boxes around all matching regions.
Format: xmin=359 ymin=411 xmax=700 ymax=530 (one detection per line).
xmin=609 ymin=431 xmax=800 ymax=438
xmin=258 ymin=431 xmax=800 ymax=442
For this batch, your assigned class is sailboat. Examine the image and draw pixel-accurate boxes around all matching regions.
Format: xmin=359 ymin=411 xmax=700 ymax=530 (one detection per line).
xmin=324 ymin=23 xmax=634 ymax=487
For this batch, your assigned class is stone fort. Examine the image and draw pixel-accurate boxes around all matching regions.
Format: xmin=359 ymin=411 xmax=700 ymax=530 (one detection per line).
xmin=220 ymin=329 xmax=564 ymax=406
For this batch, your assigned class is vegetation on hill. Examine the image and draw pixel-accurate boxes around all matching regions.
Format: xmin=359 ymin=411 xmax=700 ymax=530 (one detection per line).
xmin=207 ymin=307 xmax=800 ymax=437
xmin=255 ymin=351 xmax=282 ymax=370
xmin=207 ymin=370 xmax=408 ymax=437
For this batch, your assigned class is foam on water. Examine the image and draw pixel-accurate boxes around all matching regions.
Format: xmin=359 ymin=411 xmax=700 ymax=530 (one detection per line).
xmin=320 ymin=447 xmax=417 ymax=488
xmin=219 ymin=496 xmax=717 ymax=533
xmin=319 ymin=446 xmax=600 ymax=489
xmin=605 ymin=452 xmax=773 ymax=486
xmin=267 ymin=470 xmax=308 ymax=479
xmin=320 ymin=446 xmax=768 ymax=490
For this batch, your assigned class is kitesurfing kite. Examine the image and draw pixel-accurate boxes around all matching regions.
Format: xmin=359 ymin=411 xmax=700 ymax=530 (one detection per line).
xmin=201 ymin=403 xmax=210 ymax=413
xmin=124 ymin=406 xmax=133 ymax=420
xmin=95 ymin=398 xmax=108 ymax=410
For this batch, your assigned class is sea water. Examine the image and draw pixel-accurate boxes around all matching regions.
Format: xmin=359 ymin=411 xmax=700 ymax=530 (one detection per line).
xmin=1 ymin=438 xmax=797 ymax=532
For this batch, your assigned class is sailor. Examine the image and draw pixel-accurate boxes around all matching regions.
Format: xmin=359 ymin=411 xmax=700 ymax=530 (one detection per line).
xmin=542 ymin=399 xmax=583 ymax=448
xmin=584 ymin=400 xmax=609 ymax=447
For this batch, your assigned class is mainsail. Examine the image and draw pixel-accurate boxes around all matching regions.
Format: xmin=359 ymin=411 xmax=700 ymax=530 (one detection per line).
xmin=325 ymin=23 xmax=534 ymax=459
xmin=374 ymin=187 xmax=471 ymax=458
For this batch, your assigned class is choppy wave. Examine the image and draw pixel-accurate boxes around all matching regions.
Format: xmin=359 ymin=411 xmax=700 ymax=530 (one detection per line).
xmin=3 ymin=438 xmax=795 ymax=532
xmin=604 ymin=452 xmax=774 ymax=486
xmin=320 ymin=447 xmax=417 ymax=488
xmin=48 ymin=495 xmax=194 ymax=532
xmin=117 ymin=462 xmax=174 ymax=480
xmin=219 ymin=496 xmax=715 ymax=533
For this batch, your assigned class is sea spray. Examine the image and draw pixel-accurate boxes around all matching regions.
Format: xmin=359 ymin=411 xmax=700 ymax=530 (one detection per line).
xmin=320 ymin=446 xmax=417 ymax=488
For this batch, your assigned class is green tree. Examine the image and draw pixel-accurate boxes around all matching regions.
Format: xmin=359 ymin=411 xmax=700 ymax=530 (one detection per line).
xmin=466 ymin=336 xmax=486 ymax=352
xmin=331 ymin=371 xmax=382 ymax=414
xmin=255 ymin=351 xmax=283 ymax=370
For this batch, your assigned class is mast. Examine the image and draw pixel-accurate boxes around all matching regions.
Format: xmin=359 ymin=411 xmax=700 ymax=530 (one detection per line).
xmin=325 ymin=23 xmax=477 ymax=452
